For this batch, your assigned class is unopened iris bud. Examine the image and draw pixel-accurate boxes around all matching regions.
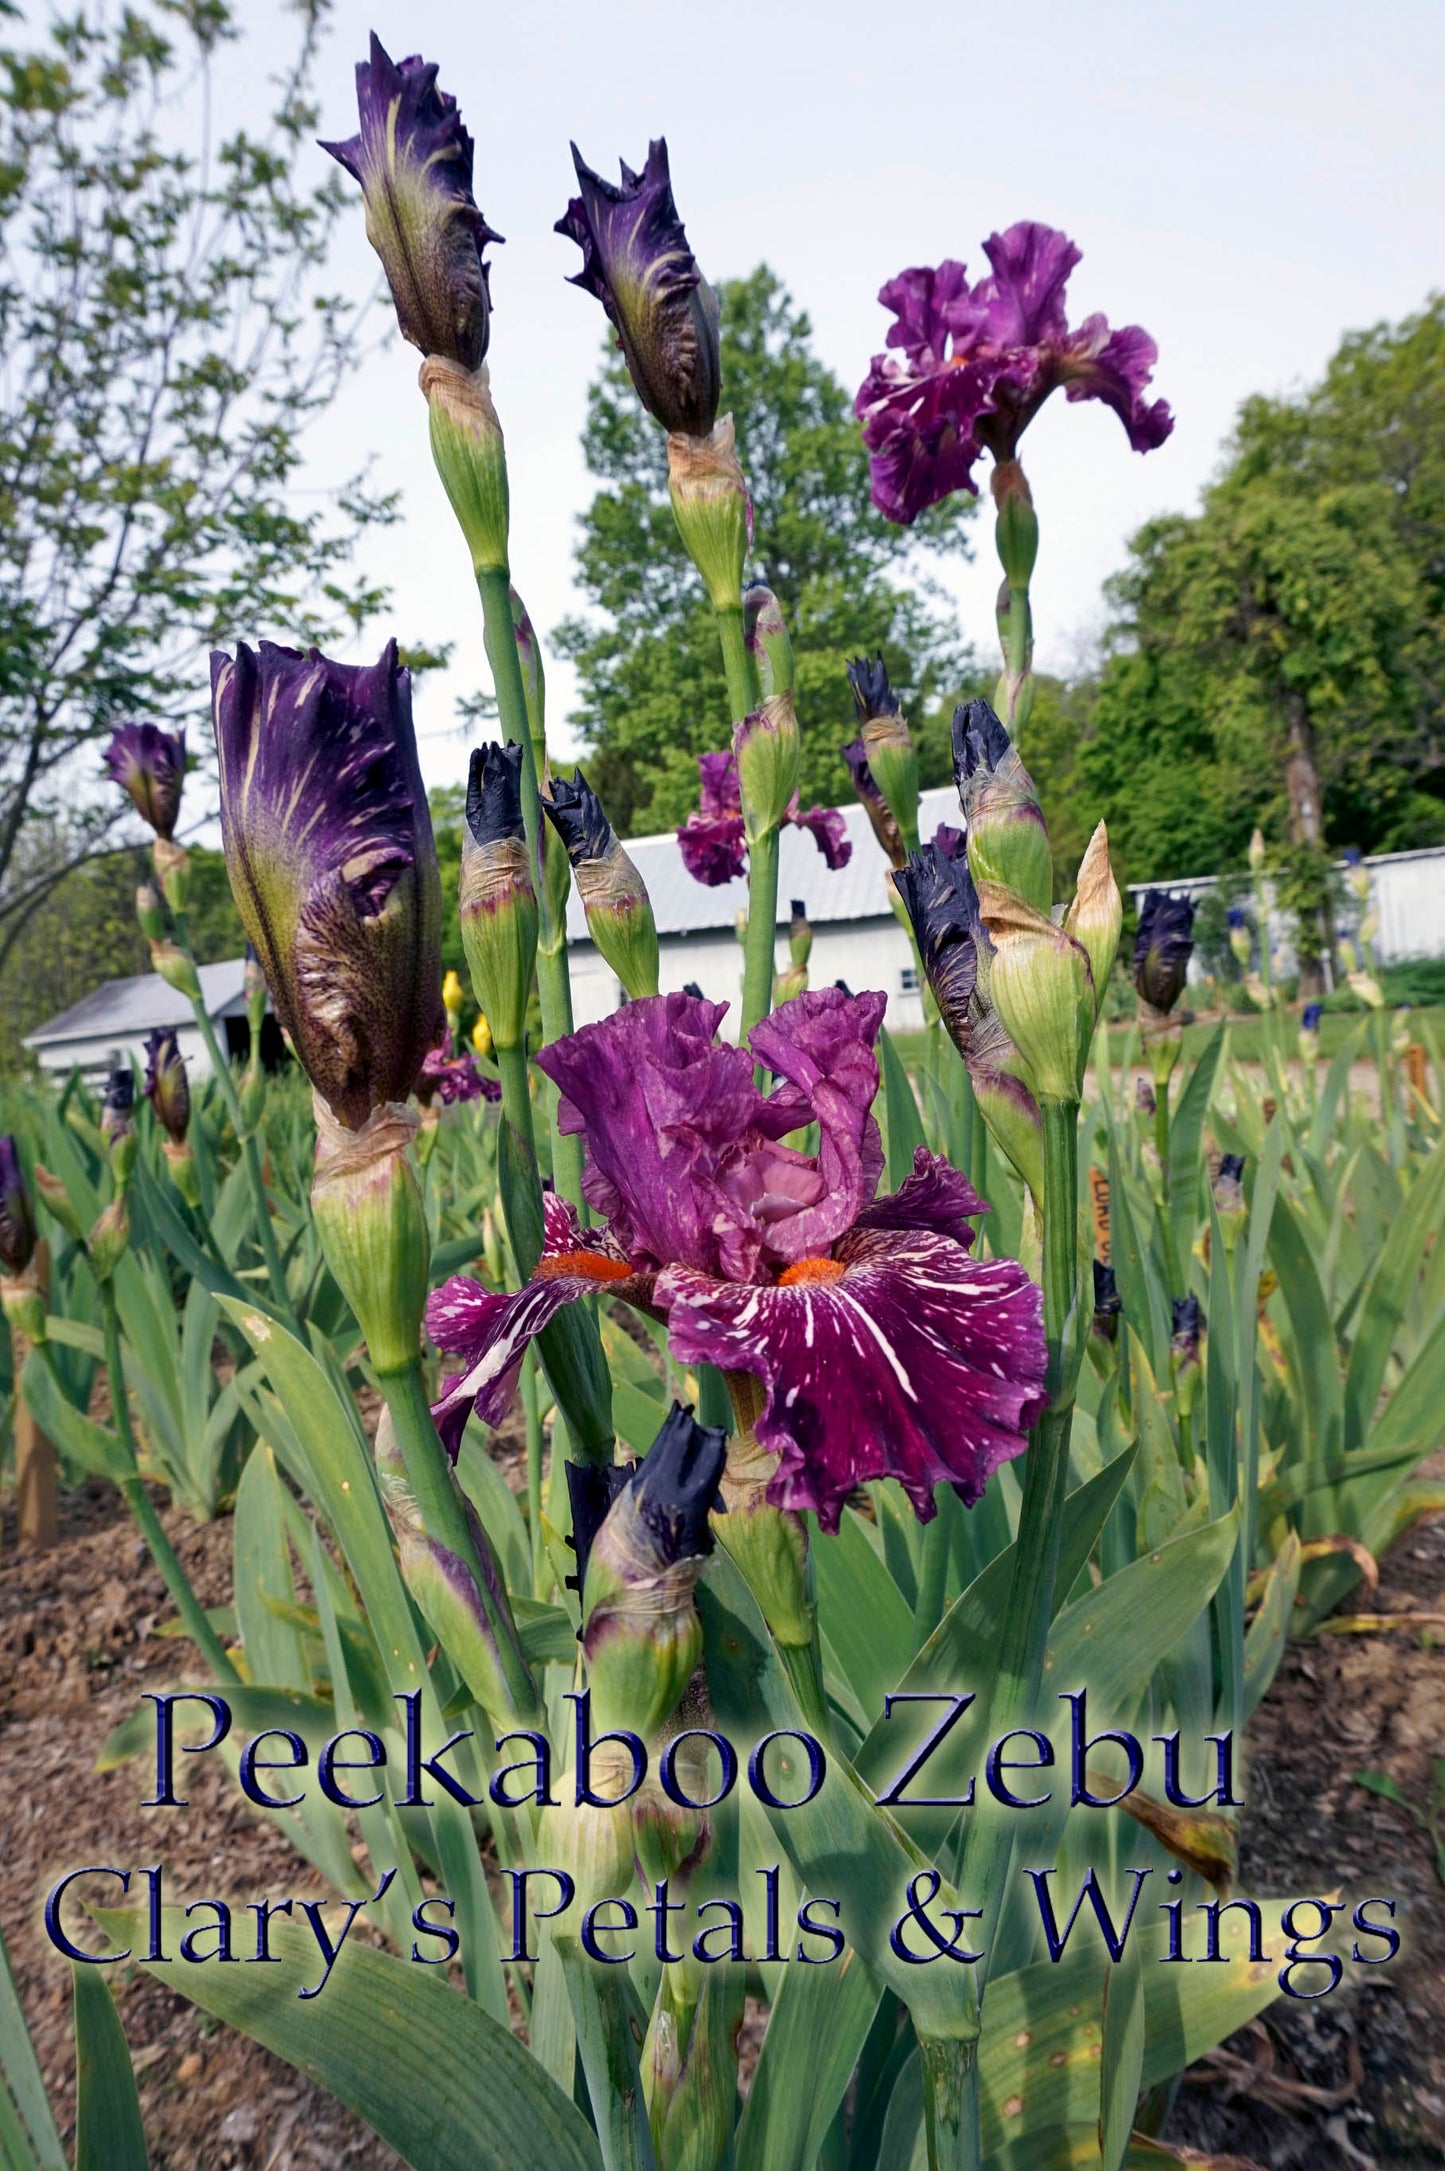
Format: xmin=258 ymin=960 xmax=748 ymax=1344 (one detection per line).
xmin=136 ymin=884 xmax=165 ymax=942
xmin=1213 ymin=1153 xmax=1247 ymax=1250
xmin=744 ymin=584 xmax=794 ymax=699
xmin=104 ymin=722 xmax=185 ymax=840
xmin=1298 ymin=1002 xmax=1322 ymax=1064
xmin=894 ymin=845 xmax=981 ymax=1061
xmin=667 ymin=420 xmax=750 ymax=613
xmin=459 ymin=742 xmax=538 ymax=1051
xmin=87 ymin=1196 xmax=130 ymax=1283
xmin=1063 ymin=822 xmax=1122 ymax=1016
xmin=953 ymin=698 xmax=1051 ymax=915
xmin=1348 ymin=967 xmax=1384 ymax=1010
xmin=101 ymin=1067 xmax=137 ymax=1187
xmin=787 ymin=898 xmax=811 ymax=972
xmin=375 ymin=1407 xmax=531 ymax=1723
xmin=442 ymin=970 xmax=464 ymax=1030
xmin=472 ymin=1010 xmax=494 ymax=1060
xmin=1227 ymin=907 xmax=1251 ymax=968
xmin=1248 ymin=828 xmax=1266 ymax=874
xmin=734 ymin=694 xmax=801 ymax=842
xmin=548 ymin=1785 xmax=637 ymax=1919
xmin=544 ymin=770 xmax=659 ymax=1000
xmin=1170 ymin=1295 xmax=1204 ymax=1418
xmin=643 ymin=1956 xmax=734 ymax=2171
xmin=244 ymin=945 xmax=268 ymax=1035
xmin=633 ymin=1708 xmax=712 ymax=1889
xmin=144 ymin=1029 xmax=189 ymax=1145
xmin=582 ymin=1402 xmax=726 ymax=1740
xmin=1342 ymin=845 xmax=1370 ymax=904
xmin=1091 ymin=1261 xmax=1122 ymax=1345
xmin=311 ymin=1100 xmax=429 ymax=1376
xmin=510 ymin=588 xmax=546 ymax=760
xmin=212 ymin=639 xmax=444 ymax=1130
xmin=991 ymin=457 xmax=1039 ymax=591
xmin=421 ymin=357 xmax=510 ymax=576
xmin=0 ymin=1139 xmax=36 ymax=1278
xmin=977 ymin=884 xmax=1095 ymax=1105
xmin=556 ymin=137 xmax=721 ymax=439
xmin=149 ymin=939 xmax=201 ymax=1003
xmin=841 ymin=736 xmax=906 ymax=870
xmin=1134 ymin=1076 xmax=1156 ymax=1120
xmin=322 ymin=36 xmax=501 ymax=371
xmin=32 ymin=1164 xmax=84 ymax=1245
xmin=848 ymin=655 xmax=918 ymax=854
xmin=1133 ymin=889 xmax=1195 ymax=1014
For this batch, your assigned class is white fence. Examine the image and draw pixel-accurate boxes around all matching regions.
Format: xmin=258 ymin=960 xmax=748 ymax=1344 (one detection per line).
xmin=1128 ymin=845 xmax=1445 ymax=982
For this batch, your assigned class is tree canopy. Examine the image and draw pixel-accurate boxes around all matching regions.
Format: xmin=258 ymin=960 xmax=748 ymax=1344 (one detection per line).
xmin=554 ymin=266 xmax=977 ymax=836
xmin=1073 ymin=297 xmax=1445 ymax=890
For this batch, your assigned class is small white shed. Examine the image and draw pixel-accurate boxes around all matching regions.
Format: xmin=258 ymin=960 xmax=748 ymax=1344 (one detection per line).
xmin=23 ymin=960 xmax=260 ymax=1086
xmin=564 ymin=786 xmax=963 ymax=1032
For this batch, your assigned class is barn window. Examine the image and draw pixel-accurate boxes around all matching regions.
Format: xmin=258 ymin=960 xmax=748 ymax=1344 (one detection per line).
xmin=900 ymin=966 xmax=919 ymax=993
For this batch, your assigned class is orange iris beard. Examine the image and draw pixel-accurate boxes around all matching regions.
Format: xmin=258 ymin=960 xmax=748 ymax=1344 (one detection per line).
xmin=536 ymin=1249 xmax=633 ymax=1284
xmin=777 ymin=1256 xmax=847 ymax=1287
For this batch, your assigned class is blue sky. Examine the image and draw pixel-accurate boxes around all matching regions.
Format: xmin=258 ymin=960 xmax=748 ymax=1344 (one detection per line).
xmin=281 ymin=0 xmax=1443 ymax=803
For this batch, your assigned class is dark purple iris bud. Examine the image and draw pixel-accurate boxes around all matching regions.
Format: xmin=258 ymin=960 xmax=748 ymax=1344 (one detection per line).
xmin=846 ymin=655 xmax=917 ymax=848
xmin=555 ymin=139 xmax=721 ymax=439
xmin=564 ymin=1456 xmax=631 ymax=1597
xmin=619 ymin=1400 xmax=726 ymax=1571
xmin=0 ymin=1137 xmax=36 ymax=1277
xmin=1091 ymin=1260 xmax=1122 ymax=1343
xmin=143 ymin=1028 xmax=190 ymax=1144
xmin=856 ymin=222 xmax=1173 ymax=525
xmin=1212 ymin=1153 xmax=1247 ymax=1221
xmin=1301 ymin=1002 xmax=1323 ymax=1033
xmin=211 ymin=639 xmax=444 ymax=1130
xmin=841 ymin=736 xmax=906 ymax=871
xmin=321 ymin=35 xmax=502 ymax=369
xmin=460 ymin=742 xmax=537 ymax=1053
xmin=933 ymin=822 xmax=966 ymax=861
xmin=847 ymin=654 xmax=901 ymax=724
xmin=1133 ymin=889 xmax=1196 ymax=1014
xmin=894 ymin=842 xmax=983 ymax=1059
xmin=682 ymin=981 xmax=705 ymax=1001
xmin=1170 ymin=1294 xmax=1205 ymax=1374
xmin=101 ymin=1066 xmax=135 ymax=1138
xmin=1134 ymin=1075 xmax=1157 ymax=1118
xmin=104 ymin=723 xmax=186 ymax=840
xmin=545 ymin=769 xmax=659 ymax=1001
xmin=1226 ymin=907 xmax=1247 ymax=930
xmin=952 ymin=697 xmax=1051 ymax=913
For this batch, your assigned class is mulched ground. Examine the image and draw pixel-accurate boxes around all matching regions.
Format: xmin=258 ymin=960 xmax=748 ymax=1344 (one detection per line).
xmin=2 ymin=1462 xmax=1442 ymax=2168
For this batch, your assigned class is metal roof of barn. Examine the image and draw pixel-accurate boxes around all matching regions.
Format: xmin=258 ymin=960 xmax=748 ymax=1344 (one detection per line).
xmin=565 ymin=785 xmax=959 ymax=942
xmin=24 ymin=959 xmax=249 ymax=1050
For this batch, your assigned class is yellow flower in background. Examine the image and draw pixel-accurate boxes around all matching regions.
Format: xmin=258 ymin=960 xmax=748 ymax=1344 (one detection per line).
xmin=471 ymin=1010 xmax=493 ymax=1058
xmin=442 ymin=969 xmax=464 ymax=1018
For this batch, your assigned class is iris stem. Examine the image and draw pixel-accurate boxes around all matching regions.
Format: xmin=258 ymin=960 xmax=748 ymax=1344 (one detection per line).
xmin=1153 ymin=1081 xmax=1185 ymax=1298
xmin=947 ymin=1096 xmax=1079 ymax=2168
xmin=95 ymin=1287 xmax=239 ymax=1683
xmin=740 ymin=821 xmax=781 ymax=1043
xmin=475 ymin=564 xmax=587 ymax=1218
xmin=377 ymin=1355 xmax=540 ymax=1728
xmin=169 ymin=911 xmax=293 ymax=1321
xmin=914 ymin=1493 xmax=950 ymax=1647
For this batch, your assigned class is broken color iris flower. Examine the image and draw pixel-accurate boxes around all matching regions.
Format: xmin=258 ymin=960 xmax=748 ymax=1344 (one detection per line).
xmin=676 ymin=749 xmax=851 ymax=888
xmin=427 ymin=988 xmax=1046 ymax=1530
xmin=855 ymin=222 xmax=1174 ymax=523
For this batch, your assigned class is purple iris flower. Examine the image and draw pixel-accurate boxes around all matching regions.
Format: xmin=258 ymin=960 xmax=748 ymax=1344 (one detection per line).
xmin=0 ymin=1137 xmax=36 ymax=1277
xmin=104 ymin=723 xmax=186 ymax=840
xmin=418 ymin=1044 xmax=501 ymax=1105
xmin=1133 ymin=889 xmax=1196 ymax=1013
xmin=143 ymin=1027 xmax=190 ymax=1143
xmin=211 ymin=640 xmax=444 ymax=1130
xmin=556 ymin=139 xmax=721 ymax=438
xmin=427 ymin=989 xmax=1046 ymax=1530
xmin=322 ymin=36 xmax=502 ymax=369
xmin=676 ymin=750 xmax=851 ymax=888
xmin=856 ymin=222 xmax=1174 ymax=523
xmin=1301 ymin=1002 xmax=1323 ymax=1033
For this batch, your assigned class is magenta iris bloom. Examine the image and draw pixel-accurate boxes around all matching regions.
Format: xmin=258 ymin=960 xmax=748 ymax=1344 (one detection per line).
xmin=856 ymin=222 xmax=1174 ymax=523
xmin=418 ymin=1045 xmax=501 ymax=1105
xmin=104 ymin=723 xmax=186 ymax=840
xmin=427 ymin=989 xmax=1046 ymax=1530
xmin=676 ymin=750 xmax=851 ymax=889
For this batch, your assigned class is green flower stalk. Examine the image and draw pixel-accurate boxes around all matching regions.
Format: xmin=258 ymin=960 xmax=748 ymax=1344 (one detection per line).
xmin=773 ymin=898 xmax=810 ymax=1005
xmin=545 ymin=770 xmax=660 ymax=1001
xmin=422 ymin=357 xmax=510 ymax=576
xmin=135 ymin=883 xmax=165 ymax=942
xmin=375 ymin=1406 xmax=533 ymax=1725
xmin=238 ymin=947 xmax=269 ymax=1133
xmin=668 ymin=419 xmax=750 ymax=613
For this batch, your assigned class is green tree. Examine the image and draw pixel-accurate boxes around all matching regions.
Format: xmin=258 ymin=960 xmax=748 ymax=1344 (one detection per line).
xmin=0 ymin=1 xmax=396 ymax=979
xmin=1076 ymin=299 xmax=1444 ymax=907
xmin=554 ymin=266 xmax=976 ymax=835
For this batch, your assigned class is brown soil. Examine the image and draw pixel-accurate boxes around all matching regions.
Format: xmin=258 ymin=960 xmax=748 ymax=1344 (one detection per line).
xmin=3 ymin=1460 xmax=1441 ymax=2169
xmin=1167 ymin=1458 xmax=1445 ymax=2170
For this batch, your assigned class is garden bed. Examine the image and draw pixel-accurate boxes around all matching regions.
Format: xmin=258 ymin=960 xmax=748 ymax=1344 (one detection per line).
xmin=3 ymin=1461 xmax=1441 ymax=2169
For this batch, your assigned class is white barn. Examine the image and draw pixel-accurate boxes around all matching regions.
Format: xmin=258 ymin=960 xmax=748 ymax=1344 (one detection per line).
xmin=564 ymin=786 xmax=963 ymax=1032
xmin=24 ymin=960 xmax=264 ymax=1086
